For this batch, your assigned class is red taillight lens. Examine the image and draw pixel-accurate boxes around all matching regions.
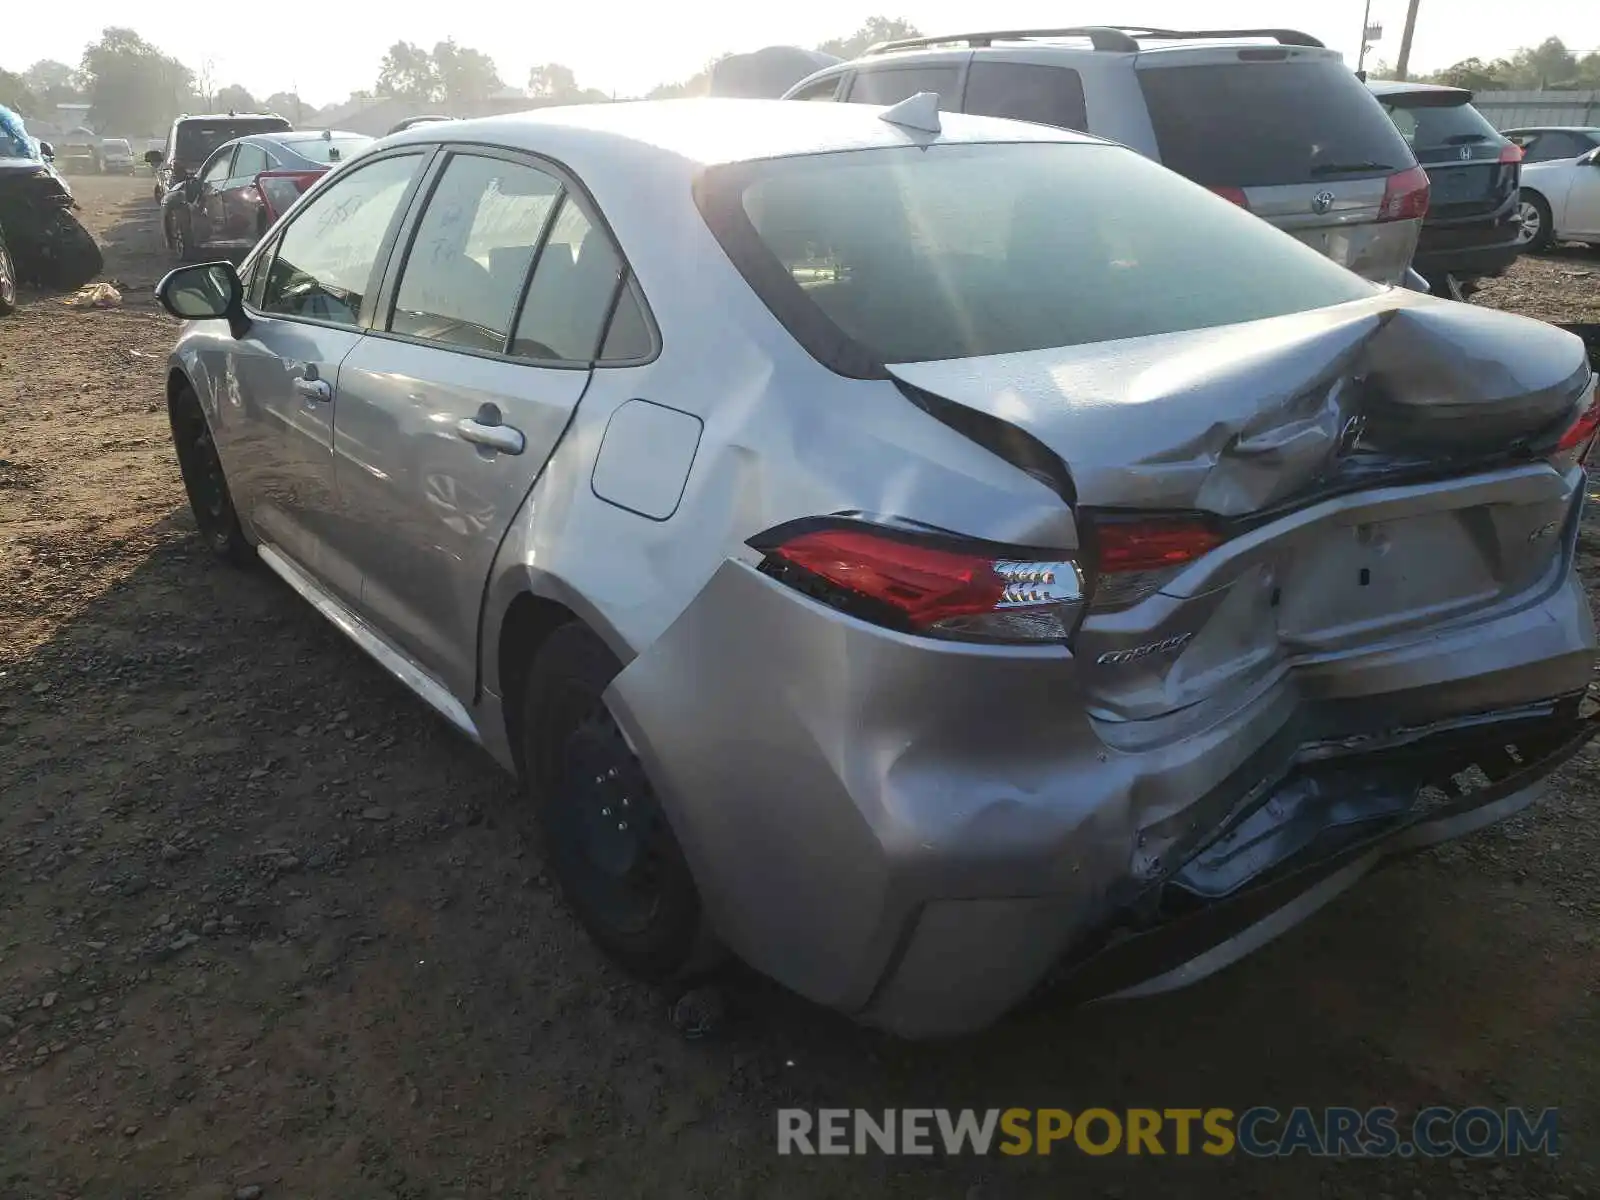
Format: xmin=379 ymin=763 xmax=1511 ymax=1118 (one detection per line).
xmin=1090 ymin=519 xmax=1225 ymax=573
xmin=1207 ymin=185 xmax=1250 ymax=209
xmin=255 ymin=170 xmax=323 ymax=222
xmin=1378 ymin=164 xmax=1430 ymax=222
xmin=759 ymin=526 xmax=1085 ymax=642
xmin=1551 ymin=380 xmax=1600 ymax=469
xmin=1499 ymin=142 xmax=1524 ymax=164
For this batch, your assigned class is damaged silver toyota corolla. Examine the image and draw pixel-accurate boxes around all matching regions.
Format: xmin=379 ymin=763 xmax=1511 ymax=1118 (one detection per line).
xmin=154 ymin=98 xmax=1600 ymax=1038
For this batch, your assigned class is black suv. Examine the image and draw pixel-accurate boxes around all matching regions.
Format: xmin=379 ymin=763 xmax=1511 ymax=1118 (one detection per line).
xmin=146 ymin=113 xmax=292 ymax=203
xmin=1368 ymin=80 xmax=1523 ymax=297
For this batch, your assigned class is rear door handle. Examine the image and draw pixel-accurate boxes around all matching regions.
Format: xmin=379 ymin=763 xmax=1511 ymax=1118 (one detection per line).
xmin=293 ymin=377 xmax=332 ymax=403
xmin=456 ymin=418 xmax=525 ymax=455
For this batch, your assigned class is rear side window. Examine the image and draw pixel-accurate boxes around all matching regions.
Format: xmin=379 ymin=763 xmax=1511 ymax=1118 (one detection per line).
xmin=790 ymin=76 xmax=844 ymax=101
xmin=1516 ymin=130 xmax=1594 ymax=163
xmin=703 ymin=141 xmax=1374 ymax=371
xmin=848 ymin=66 xmax=961 ymax=107
xmin=390 ymin=154 xmax=562 ymax=352
xmin=1138 ymin=59 xmax=1415 ymax=187
xmin=963 ymin=63 xmax=1088 ymax=132
xmin=1380 ymin=97 xmax=1505 ymax=162
xmin=511 ymin=198 xmax=625 ymax=362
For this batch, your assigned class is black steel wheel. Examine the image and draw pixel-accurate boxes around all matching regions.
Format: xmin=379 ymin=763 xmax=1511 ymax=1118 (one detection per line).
xmin=519 ymin=624 xmax=714 ymax=980
xmin=168 ymin=380 xmax=251 ymax=564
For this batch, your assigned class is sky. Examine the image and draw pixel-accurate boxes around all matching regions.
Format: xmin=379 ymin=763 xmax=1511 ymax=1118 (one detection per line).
xmin=5 ymin=0 xmax=1599 ymax=108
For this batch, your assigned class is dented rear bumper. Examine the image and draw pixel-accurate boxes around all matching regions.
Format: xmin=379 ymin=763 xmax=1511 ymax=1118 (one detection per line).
xmin=606 ymin=554 xmax=1597 ymax=1038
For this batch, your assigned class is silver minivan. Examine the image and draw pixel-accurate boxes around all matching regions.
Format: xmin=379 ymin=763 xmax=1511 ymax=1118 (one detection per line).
xmin=784 ymin=25 xmax=1429 ymax=284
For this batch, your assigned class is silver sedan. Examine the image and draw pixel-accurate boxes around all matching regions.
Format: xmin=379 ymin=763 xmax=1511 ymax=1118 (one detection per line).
xmin=154 ymin=97 xmax=1600 ymax=1037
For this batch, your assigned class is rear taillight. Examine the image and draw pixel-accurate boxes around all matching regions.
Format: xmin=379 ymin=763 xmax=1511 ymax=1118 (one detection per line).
xmin=255 ymin=170 xmax=323 ymax=222
xmin=1499 ymin=142 xmax=1524 ymax=164
xmin=1550 ymin=376 xmax=1600 ymax=471
xmin=1377 ymin=165 xmax=1430 ymax=222
xmin=752 ymin=515 xmax=1225 ymax=644
xmin=1206 ymin=185 xmax=1250 ymax=209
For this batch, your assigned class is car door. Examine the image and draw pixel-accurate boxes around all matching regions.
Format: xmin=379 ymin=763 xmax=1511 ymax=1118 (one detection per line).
xmin=193 ymin=147 xmax=235 ymax=247
xmin=1564 ymin=148 xmax=1600 ymax=239
xmin=332 ymin=148 xmax=631 ymax=695
xmin=217 ymin=149 xmax=432 ymax=604
xmin=224 ymin=142 xmax=272 ymax=243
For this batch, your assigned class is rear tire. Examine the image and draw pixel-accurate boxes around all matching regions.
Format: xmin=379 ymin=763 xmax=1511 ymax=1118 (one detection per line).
xmin=1518 ymin=192 xmax=1554 ymax=252
xmin=519 ymin=623 xmax=715 ymax=981
xmin=170 ymin=212 xmax=198 ymax=263
xmin=168 ymin=381 xmax=252 ymax=565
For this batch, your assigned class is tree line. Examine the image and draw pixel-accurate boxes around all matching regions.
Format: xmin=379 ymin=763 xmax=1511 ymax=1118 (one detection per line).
xmin=1418 ymin=36 xmax=1600 ymax=91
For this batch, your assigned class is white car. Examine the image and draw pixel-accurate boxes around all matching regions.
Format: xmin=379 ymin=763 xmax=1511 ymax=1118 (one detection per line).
xmin=1513 ymin=133 xmax=1600 ymax=250
xmin=99 ymin=138 xmax=137 ymax=174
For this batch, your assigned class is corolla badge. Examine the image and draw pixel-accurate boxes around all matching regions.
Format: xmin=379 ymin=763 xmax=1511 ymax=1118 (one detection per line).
xmin=1096 ymin=632 xmax=1195 ymax=667
xmin=1311 ymin=190 xmax=1336 ymax=214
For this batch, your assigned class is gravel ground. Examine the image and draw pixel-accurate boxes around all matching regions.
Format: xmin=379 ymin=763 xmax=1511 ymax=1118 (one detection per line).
xmin=3 ymin=175 xmax=1600 ymax=1200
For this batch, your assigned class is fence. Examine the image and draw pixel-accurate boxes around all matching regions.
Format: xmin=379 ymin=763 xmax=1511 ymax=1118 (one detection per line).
xmin=1471 ymin=90 xmax=1600 ymax=130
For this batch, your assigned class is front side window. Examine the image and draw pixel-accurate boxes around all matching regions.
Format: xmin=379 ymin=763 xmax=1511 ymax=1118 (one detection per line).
xmin=848 ymin=66 xmax=961 ymax=108
xmin=390 ymin=153 xmax=561 ymax=351
xmin=201 ymin=149 xmax=234 ymax=186
xmin=702 ymin=141 xmax=1375 ymax=371
xmin=260 ymin=153 xmax=422 ymax=326
xmin=963 ymin=63 xmax=1088 ymax=132
xmin=510 ymin=197 xmax=624 ymax=362
xmin=789 ymin=76 xmax=843 ymax=101
xmin=232 ymin=144 xmax=270 ymax=179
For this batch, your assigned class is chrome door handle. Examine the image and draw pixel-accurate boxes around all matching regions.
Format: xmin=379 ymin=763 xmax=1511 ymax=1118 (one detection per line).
xmin=293 ymin=377 xmax=332 ymax=403
xmin=456 ymin=418 xmax=525 ymax=455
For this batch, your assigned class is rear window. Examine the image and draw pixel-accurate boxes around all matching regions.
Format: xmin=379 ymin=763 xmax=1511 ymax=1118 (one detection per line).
xmin=102 ymin=139 xmax=131 ymax=153
xmin=284 ymin=136 xmax=371 ymax=165
xmin=1138 ymin=59 xmax=1415 ymax=187
xmin=699 ymin=141 xmax=1375 ymax=372
xmin=175 ymin=118 xmax=291 ymax=163
xmin=963 ymin=62 xmax=1088 ymax=132
xmin=1379 ymin=96 xmax=1505 ymax=162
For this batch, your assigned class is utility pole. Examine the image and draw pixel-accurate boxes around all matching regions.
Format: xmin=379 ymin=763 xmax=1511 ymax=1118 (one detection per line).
xmin=1394 ymin=0 xmax=1422 ymax=80
xmin=1357 ymin=0 xmax=1373 ymax=73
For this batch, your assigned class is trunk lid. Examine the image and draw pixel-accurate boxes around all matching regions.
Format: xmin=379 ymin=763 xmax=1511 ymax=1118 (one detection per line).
xmin=887 ymin=295 xmax=1594 ymax=724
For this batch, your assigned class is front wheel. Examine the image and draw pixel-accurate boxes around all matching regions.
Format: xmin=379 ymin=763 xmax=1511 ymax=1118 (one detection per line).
xmin=1517 ymin=193 xmax=1554 ymax=252
xmin=519 ymin=624 xmax=716 ymax=981
xmin=169 ymin=212 xmax=198 ymax=262
xmin=35 ymin=210 xmax=102 ymax=290
xmin=169 ymin=381 xmax=252 ymax=565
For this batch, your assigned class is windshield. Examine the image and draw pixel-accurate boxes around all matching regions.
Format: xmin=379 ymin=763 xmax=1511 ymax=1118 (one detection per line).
xmin=175 ymin=118 xmax=291 ymax=163
xmin=699 ymin=141 xmax=1376 ymax=372
xmin=1138 ymin=59 xmax=1416 ymax=187
xmin=1380 ymin=97 xmax=1506 ymax=162
xmin=103 ymin=140 xmax=132 ymax=153
xmin=284 ymin=136 xmax=372 ymax=165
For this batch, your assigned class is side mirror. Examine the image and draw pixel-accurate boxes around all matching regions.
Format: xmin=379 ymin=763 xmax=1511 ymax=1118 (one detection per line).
xmin=144 ymin=149 xmax=164 ymax=166
xmin=183 ymin=177 xmax=203 ymax=202
xmin=38 ymin=141 xmax=54 ymax=159
xmin=156 ymin=262 xmax=251 ymax=339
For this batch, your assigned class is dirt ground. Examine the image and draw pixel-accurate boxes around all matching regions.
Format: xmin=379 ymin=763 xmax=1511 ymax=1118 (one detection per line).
xmin=3 ymin=175 xmax=1600 ymax=1200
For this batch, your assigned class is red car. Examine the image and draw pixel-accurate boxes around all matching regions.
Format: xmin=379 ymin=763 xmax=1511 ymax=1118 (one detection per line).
xmin=159 ymin=129 xmax=372 ymax=260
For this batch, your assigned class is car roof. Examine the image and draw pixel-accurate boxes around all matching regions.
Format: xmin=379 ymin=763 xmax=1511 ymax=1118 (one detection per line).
xmin=265 ymin=130 xmax=365 ymax=145
xmin=174 ymin=112 xmax=288 ymax=124
xmin=1503 ymin=125 xmax=1600 ymax=134
xmin=381 ymin=97 xmax=1099 ymax=169
xmin=1365 ymin=79 xmax=1471 ymax=99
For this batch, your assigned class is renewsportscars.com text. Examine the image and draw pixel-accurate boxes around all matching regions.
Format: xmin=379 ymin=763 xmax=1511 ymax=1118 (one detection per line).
xmin=776 ymin=1106 xmax=1560 ymax=1158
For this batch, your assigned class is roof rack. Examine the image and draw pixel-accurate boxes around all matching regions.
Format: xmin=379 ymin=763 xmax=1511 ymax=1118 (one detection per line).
xmin=862 ymin=25 xmax=1325 ymax=56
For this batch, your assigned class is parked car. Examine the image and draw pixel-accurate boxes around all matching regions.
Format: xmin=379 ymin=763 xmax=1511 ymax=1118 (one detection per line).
xmin=59 ymin=131 xmax=100 ymax=175
xmin=100 ymin=138 xmax=137 ymax=174
xmin=1509 ymin=132 xmax=1600 ymax=252
xmin=153 ymin=99 xmax=1599 ymax=1037
xmin=1502 ymin=126 xmax=1600 ymax=165
xmin=385 ymin=115 xmax=454 ymax=136
xmin=781 ymin=25 xmax=1429 ymax=285
xmin=1366 ymin=80 xmax=1524 ymax=299
xmin=160 ymin=129 xmax=372 ymax=260
xmin=147 ymin=112 xmax=293 ymax=204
